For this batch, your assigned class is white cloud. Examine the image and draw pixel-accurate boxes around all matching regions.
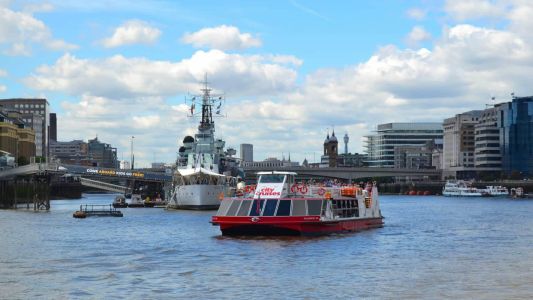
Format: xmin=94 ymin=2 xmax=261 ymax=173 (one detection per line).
xmin=25 ymin=50 xmax=299 ymax=98
xmin=132 ymin=115 xmax=161 ymax=129
xmin=406 ymin=8 xmax=427 ymax=20
xmin=26 ymin=49 xmax=301 ymax=166
xmin=0 ymin=85 xmax=6 ymax=92
xmin=181 ymin=25 xmax=262 ymax=50
xmin=101 ymin=20 xmax=161 ymax=48
xmin=444 ymin=0 xmax=506 ymax=21
xmin=0 ymin=69 xmax=7 ymax=77
xmin=405 ymin=26 xmax=432 ymax=47
xmin=23 ymin=2 xmax=54 ymax=13
xmin=0 ymin=6 xmax=78 ymax=55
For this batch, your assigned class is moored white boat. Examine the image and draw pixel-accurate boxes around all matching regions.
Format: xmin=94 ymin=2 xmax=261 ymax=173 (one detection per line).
xmin=167 ymin=167 xmax=234 ymax=210
xmin=442 ymin=180 xmax=483 ymax=197
xmin=167 ymin=78 xmax=240 ymax=210
xmin=481 ymin=186 xmax=509 ymax=197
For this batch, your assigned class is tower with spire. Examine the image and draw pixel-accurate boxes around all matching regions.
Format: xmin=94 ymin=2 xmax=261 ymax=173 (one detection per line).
xmin=322 ymin=129 xmax=339 ymax=167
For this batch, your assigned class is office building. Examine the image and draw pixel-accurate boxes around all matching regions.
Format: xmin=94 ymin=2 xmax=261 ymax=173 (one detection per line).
xmin=0 ymin=110 xmax=36 ymax=163
xmin=394 ymin=144 xmax=433 ymax=169
xmin=242 ymin=156 xmax=299 ymax=168
xmin=0 ymin=98 xmax=50 ymax=157
xmin=442 ymin=110 xmax=482 ymax=179
xmin=49 ymin=113 xmax=57 ymax=142
xmin=88 ymin=137 xmax=118 ymax=168
xmin=240 ymin=144 xmax=253 ymax=162
xmin=474 ymin=107 xmax=501 ymax=169
xmin=364 ymin=123 xmax=443 ymax=168
xmin=49 ymin=140 xmax=90 ymax=165
xmin=499 ymin=96 xmax=533 ymax=176
xmin=339 ymin=153 xmax=367 ymax=167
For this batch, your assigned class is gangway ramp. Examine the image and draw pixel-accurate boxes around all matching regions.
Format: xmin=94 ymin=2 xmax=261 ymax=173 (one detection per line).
xmin=79 ymin=178 xmax=131 ymax=194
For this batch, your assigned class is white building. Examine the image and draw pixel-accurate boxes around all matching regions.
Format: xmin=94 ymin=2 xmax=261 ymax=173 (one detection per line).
xmin=240 ymin=144 xmax=253 ymax=162
xmin=364 ymin=123 xmax=443 ymax=168
xmin=442 ymin=111 xmax=482 ymax=178
xmin=120 ymin=160 xmax=131 ymax=170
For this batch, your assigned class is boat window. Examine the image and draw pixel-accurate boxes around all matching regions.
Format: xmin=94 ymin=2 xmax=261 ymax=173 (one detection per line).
xmin=216 ymin=199 xmax=233 ymax=216
xmin=307 ymin=200 xmax=322 ymax=215
xmin=292 ymin=200 xmax=307 ymax=216
xmin=259 ymin=174 xmax=285 ymax=183
xmin=249 ymin=200 xmax=265 ymax=216
xmin=276 ymin=200 xmax=291 ymax=216
xmin=237 ymin=200 xmax=252 ymax=216
xmin=226 ymin=200 xmax=241 ymax=216
xmin=262 ymin=200 xmax=278 ymax=216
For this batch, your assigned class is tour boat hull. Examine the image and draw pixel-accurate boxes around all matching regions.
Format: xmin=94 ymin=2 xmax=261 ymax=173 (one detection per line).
xmin=212 ymin=216 xmax=384 ymax=236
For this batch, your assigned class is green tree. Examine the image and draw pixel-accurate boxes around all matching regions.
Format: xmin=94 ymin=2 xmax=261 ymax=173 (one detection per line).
xmin=17 ymin=156 xmax=29 ymax=166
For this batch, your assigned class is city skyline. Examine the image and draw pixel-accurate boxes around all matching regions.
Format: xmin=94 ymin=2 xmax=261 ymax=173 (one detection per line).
xmin=1 ymin=1 xmax=533 ymax=166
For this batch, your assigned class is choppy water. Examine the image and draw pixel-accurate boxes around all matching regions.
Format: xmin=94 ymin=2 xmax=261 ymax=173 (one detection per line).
xmin=0 ymin=194 xmax=532 ymax=299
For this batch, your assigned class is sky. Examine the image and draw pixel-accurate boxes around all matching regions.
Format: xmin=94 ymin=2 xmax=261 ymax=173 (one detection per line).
xmin=1 ymin=0 xmax=532 ymax=167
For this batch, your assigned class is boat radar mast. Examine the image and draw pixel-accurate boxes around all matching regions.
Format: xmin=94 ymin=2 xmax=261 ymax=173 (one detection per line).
xmin=187 ymin=74 xmax=225 ymax=131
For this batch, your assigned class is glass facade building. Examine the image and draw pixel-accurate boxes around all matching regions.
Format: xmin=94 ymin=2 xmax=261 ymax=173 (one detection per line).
xmin=364 ymin=123 xmax=443 ymax=168
xmin=499 ymin=96 xmax=533 ymax=176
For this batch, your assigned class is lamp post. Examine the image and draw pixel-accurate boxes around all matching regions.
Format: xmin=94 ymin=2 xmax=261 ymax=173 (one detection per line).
xmin=131 ymin=136 xmax=135 ymax=170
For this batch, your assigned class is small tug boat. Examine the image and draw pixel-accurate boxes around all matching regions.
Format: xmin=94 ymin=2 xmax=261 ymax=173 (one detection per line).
xmin=112 ymin=195 xmax=128 ymax=208
xmin=211 ymin=171 xmax=384 ymax=236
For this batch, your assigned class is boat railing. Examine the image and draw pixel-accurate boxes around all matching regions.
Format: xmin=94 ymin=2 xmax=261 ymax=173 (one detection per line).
xmin=79 ymin=204 xmax=120 ymax=213
xmin=291 ymin=185 xmax=364 ymax=198
xmin=238 ymin=185 xmax=368 ymax=199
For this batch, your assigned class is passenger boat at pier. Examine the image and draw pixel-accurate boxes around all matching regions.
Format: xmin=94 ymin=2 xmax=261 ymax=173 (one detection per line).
xmin=482 ymin=186 xmax=509 ymax=197
xmin=442 ymin=180 xmax=509 ymax=197
xmin=442 ymin=180 xmax=483 ymax=197
xmin=211 ymin=171 xmax=384 ymax=236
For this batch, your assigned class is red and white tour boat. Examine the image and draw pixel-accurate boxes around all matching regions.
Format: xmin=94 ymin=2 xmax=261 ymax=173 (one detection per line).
xmin=211 ymin=171 xmax=384 ymax=236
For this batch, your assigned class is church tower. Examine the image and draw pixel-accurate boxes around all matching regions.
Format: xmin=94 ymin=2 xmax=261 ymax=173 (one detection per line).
xmin=323 ymin=130 xmax=338 ymax=167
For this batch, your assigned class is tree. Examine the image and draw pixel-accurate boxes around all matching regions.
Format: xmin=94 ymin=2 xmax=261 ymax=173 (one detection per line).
xmin=17 ymin=156 xmax=29 ymax=166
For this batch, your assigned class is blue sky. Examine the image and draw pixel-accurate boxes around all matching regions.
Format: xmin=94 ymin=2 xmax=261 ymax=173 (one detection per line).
xmin=1 ymin=0 xmax=532 ymax=166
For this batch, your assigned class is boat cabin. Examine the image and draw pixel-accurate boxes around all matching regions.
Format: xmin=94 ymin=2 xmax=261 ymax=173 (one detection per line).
xmin=216 ymin=196 xmax=360 ymax=219
xmin=253 ymin=171 xmax=296 ymax=199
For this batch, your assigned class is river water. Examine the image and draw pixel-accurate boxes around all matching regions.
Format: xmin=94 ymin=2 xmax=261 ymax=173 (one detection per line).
xmin=0 ymin=194 xmax=532 ymax=299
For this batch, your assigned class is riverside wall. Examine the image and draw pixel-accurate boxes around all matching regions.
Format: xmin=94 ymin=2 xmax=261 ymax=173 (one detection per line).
xmin=379 ymin=181 xmax=533 ymax=195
